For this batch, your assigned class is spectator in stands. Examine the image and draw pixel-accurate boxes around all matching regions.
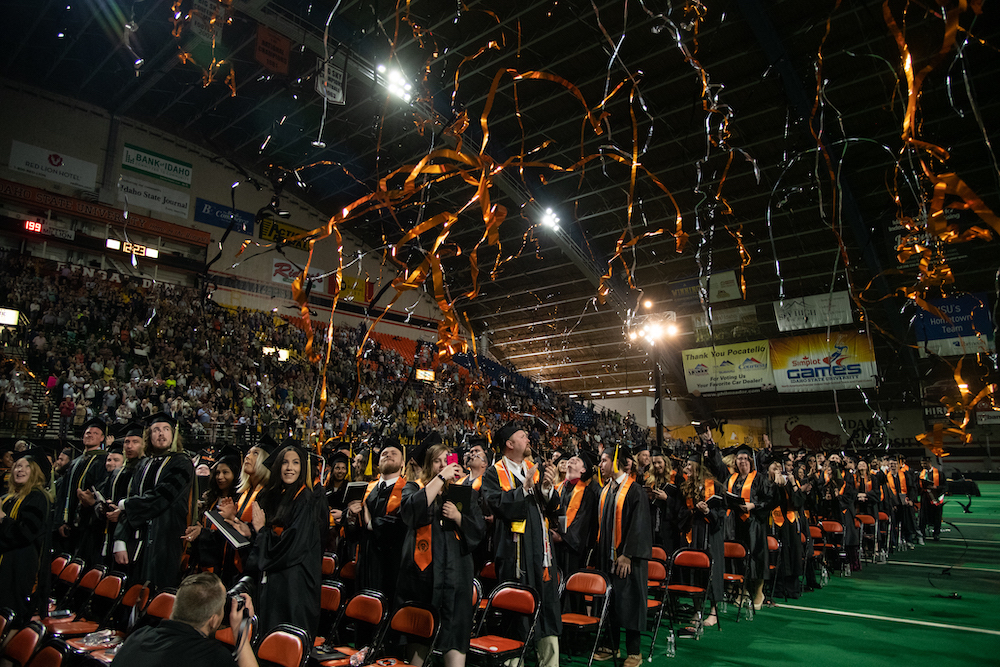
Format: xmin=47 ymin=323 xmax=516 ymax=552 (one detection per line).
xmin=111 ymin=572 xmax=258 ymax=667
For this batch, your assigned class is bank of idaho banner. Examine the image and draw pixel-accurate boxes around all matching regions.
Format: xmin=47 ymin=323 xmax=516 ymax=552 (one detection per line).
xmin=683 ymin=331 xmax=877 ymax=394
xmin=770 ymin=331 xmax=877 ymax=393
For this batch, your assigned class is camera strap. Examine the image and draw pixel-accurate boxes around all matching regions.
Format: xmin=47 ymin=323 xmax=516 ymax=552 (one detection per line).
xmin=231 ymin=612 xmax=257 ymax=660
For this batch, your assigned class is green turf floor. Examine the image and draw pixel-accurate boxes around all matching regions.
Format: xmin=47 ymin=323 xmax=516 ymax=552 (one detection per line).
xmin=561 ymin=481 xmax=1000 ymax=667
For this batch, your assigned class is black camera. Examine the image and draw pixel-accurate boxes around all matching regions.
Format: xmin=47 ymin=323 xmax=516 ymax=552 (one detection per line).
xmin=226 ymin=576 xmax=255 ymax=617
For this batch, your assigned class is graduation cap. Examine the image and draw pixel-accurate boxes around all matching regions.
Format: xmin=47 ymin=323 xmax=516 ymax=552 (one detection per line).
xmin=610 ymin=442 xmax=632 ymax=474
xmin=649 ymin=448 xmax=664 ymax=459
xmin=258 ymin=434 xmax=280 ymax=467
xmin=493 ymin=422 xmax=523 ymax=451
xmin=686 ymin=450 xmax=705 ymax=464
xmin=82 ymin=416 xmax=108 ymax=435
xmin=214 ymin=445 xmax=243 ymax=472
xmin=145 ymin=412 xmax=178 ymax=430
xmin=13 ymin=445 xmax=52 ymax=480
xmin=575 ymin=448 xmax=597 ymax=481
xmin=329 ymin=450 xmax=350 ymax=467
xmin=734 ymin=444 xmax=755 ymax=464
xmin=107 ymin=445 xmax=124 ymax=456
xmin=380 ymin=436 xmax=405 ymax=457
xmin=116 ymin=421 xmax=146 ymax=439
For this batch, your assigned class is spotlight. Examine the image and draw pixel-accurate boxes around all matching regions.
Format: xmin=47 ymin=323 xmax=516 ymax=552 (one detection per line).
xmin=540 ymin=208 xmax=560 ymax=229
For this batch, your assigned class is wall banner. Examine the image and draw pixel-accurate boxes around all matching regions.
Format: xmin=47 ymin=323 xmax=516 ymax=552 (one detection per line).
xmin=770 ymin=331 xmax=877 ymax=393
xmin=773 ymin=291 xmax=853 ymax=332
xmin=914 ymin=293 xmax=994 ymax=358
xmin=682 ymin=339 xmax=772 ymax=394
xmin=9 ymin=140 xmax=98 ymax=191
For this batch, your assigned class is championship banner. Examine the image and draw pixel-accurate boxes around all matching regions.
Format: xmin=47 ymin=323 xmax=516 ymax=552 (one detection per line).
xmin=773 ymin=291 xmax=853 ymax=332
xmin=770 ymin=331 xmax=877 ymax=393
xmin=682 ymin=339 xmax=771 ymax=394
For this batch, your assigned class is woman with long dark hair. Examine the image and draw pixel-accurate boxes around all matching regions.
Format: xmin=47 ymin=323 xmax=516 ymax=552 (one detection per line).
xmin=246 ymin=443 xmax=323 ymax=637
xmin=0 ymin=447 xmax=52 ymax=618
xmin=183 ymin=447 xmax=242 ymax=584
xmin=397 ymin=442 xmax=486 ymax=667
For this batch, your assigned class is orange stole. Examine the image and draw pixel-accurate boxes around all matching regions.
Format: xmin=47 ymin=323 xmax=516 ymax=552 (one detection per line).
xmin=564 ymin=480 xmax=587 ymax=529
xmin=684 ymin=479 xmax=716 ymax=543
xmin=597 ymin=475 xmax=635 ymax=551
xmin=727 ymin=471 xmax=757 ymax=521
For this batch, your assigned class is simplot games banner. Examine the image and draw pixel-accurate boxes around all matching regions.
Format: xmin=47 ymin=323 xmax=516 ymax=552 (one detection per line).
xmin=770 ymin=331 xmax=877 ymax=393
xmin=682 ymin=340 xmax=772 ymax=394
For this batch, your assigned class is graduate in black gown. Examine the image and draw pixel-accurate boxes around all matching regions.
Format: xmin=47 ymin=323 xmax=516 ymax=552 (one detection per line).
xmin=398 ymin=442 xmax=486 ymax=667
xmin=593 ymin=444 xmax=651 ymax=667
xmin=644 ymin=448 xmax=681 ymax=554
xmin=346 ymin=438 xmax=418 ymax=608
xmin=246 ymin=442 xmax=324 ymax=638
xmin=184 ymin=446 xmax=241 ymax=585
xmin=110 ymin=413 xmax=194 ymax=591
xmin=677 ymin=452 xmax=724 ymax=627
xmin=724 ymin=444 xmax=771 ymax=610
xmin=55 ymin=417 xmax=109 ymax=564
xmin=480 ymin=422 xmax=561 ymax=667
xmin=762 ymin=457 xmax=804 ymax=599
xmin=96 ymin=422 xmax=145 ymax=569
xmin=0 ymin=447 xmax=52 ymax=618
xmin=554 ymin=449 xmax=598 ymax=579
xmin=821 ymin=462 xmax=859 ymax=572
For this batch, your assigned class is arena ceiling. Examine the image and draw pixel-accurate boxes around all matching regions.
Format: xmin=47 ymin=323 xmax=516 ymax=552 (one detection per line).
xmin=3 ymin=0 xmax=999 ymax=422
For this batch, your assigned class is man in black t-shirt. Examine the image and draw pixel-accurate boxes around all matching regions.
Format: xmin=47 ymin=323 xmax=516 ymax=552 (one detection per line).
xmin=111 ymin=573 xmax=257 ymax=667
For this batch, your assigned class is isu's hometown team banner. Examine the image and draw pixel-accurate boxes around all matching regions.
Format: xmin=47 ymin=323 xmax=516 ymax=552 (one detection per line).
xmin=770 ymin=331 xmax=877 ymax=393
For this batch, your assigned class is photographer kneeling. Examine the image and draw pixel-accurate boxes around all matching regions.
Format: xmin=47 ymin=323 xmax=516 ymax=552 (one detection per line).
xmin=112 ymin=572 xmax=258 ymax=667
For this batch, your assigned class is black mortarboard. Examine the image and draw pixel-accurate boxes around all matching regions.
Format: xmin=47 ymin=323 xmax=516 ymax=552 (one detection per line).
xmin=214 ymin=445 xmax=242 ymax=471
xmin=145 ymin=412 xmax=177 ymax=429
xmin=380 ymin=436 xmax=405 ymax=456
xmin=920 ymin=456 xmax=932 ymax=463
xmin=494 ymin=422 xmax=522 ymax=451
xmin=686 ymin=450 xmax=704 ymax=463
xmin=13 ymin=446 xmax=52 ymax=479
xmin=409 ymin=441 xmax=432 ymax=469
xmin=329 ymin=451 xmax=350 ymax=467
xmin=257 ymin=434 xmax=280 ymax=466
xmin=107 ymin=445 xmax=124 ymax=456
xmin=575 ymin=449 xmax=597 ymax=480
xmin=734 ymin=444 xmax=755 ymax=459
xmin=649 ymin=448 xmax=664 ymax=458
xmin=116 ymin=421 xmax=145 ymax=439
xmin=82 ymin=416 xmax=108 ymax=435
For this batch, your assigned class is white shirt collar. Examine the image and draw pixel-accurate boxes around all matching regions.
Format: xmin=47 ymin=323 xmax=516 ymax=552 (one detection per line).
xmin=502 ymin=456 xmax=526 ymax=480
xmin=379 ymin=474 xmax=400 ymax=487
xmin=615 ymin=471 xmax=628 ymax=485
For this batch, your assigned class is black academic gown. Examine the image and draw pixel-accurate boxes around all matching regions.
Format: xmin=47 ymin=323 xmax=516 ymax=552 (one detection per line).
xmin=481 ymin=460 xmax=562 ymax=639
xmin=460 ymin=474 xmax=493 ymax=573
xmin=398 ymin=484 xmax=486 ymax=653
xmin=0 ymin=489 xmax=52 ymax=618
xmin=115 ymin=451 xmax=194 ymax=590
xmin=648 ymin=473 xmax=683 ymax=555
xmin=350 ymin=477 xmax=418 ymax=607
xmin=822 ymin=480 xmax=859 ymax=547
xmin=247 ymin=484 xmax=324 ymax=638
xmin=55 ymin=448 xmax=108 ymax=564
xmin=556 ymin=479 xmax=598 ymax=577
xmin=596 ymin=475 xmax=652 ymax=632
xmin=97 ymin=460 xmax=138 ymax=568
xmin=725 ymin=471 xmax=770 ymax=580
xmin=677 ymin=482 xmax=724 ymax=604
xmin=765 ymin=480 xmax=805 ymax=594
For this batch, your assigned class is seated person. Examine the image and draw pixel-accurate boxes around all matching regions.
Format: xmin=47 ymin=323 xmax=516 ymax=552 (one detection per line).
xmin=111 ymin=572 xmax=257 ymax=667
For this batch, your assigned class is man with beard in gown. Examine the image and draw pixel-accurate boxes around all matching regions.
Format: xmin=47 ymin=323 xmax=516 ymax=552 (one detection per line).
xmin=481 ymin=422 xmax=561 ymax=667
xmin=346 ymin=438 xmax=417 ymax=608
xmin=592 ymin=444 xmax=651 ymax=667
xmin=110 ymin=413 xmax=194 ymax=590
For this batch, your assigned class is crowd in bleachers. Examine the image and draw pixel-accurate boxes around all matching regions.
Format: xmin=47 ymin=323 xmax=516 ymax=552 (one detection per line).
xmin=0 ymin=252 xmax=654 ymax=455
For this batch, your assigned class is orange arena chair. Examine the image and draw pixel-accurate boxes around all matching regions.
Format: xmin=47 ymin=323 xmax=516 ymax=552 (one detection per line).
xmin=468 ymin=583 xmax=539 ymax=667
xmin=560 ymin=570 xmax=611 ymax=667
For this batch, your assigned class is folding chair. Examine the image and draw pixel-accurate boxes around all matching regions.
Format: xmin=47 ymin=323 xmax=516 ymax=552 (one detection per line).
xmin=48 ymin=555 xmax=70 ymax=586
xmin=313 ymin=581 xmax=346 ymax=646
xmin=0 ymin=607 xmax=17 ymax=645
xmin=651 ymin=546 xmax=668 ymax=563
xmin=85 ymin=590 xmax=176 ymax=664
xmin=380 ymin=602 xmax=441 ymax=666
xmin=45 ymin=574 xmax=124 ymax=637
xmin=47 ymin=566 xmax=105 ymax=623
xmin=764 ymin=536 xmax=781 ymax=602
xmin=257 ymin=623 xmax=310 ymax=667
xmin=322 ymin=553 xmax=338 ymax=579
xmin=808 ymin=525 xmax=829 ymax=588
xmin=820 ymin=521 xmax=848 ymax=577
xmin=722 ymin=542 xmax=753 ymax=621
xmin=877 ymin=511 xmax=891 ymax=562
xmin=0 ymin=621 xmax=46 ymax=667
xmin=665 ymin=548 xmax=713 ymax=647
xmin=855 ymin=514 xmax=877 ymax=564
xmin=559 ymin=570 xmax=611 ymax=667
xmin=48 ymin=559 xmax=84 ymax=611
xmin=468 ymin=583 xmax=539 ymax=667
xmin=23 ymin=638 xmax=71 ymax=667
xmin=312 ymin=589 xmax=389 ymax=667
xmin=64 ymin=582 xmax=151 ymax=656
xmin=646 ymin=559 xmax=669 ymax=659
